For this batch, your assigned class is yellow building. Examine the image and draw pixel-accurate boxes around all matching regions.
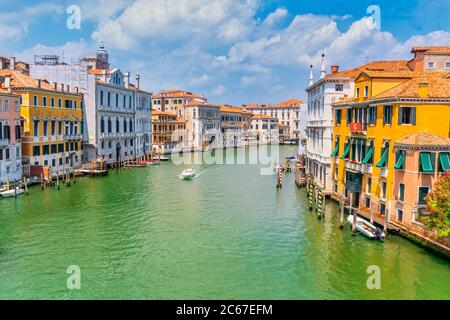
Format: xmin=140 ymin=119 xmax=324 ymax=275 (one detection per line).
xmin=0 ymin=69 xmax=83 ymax=179
xmin=331 ymin=69 xmax=450 ymax=238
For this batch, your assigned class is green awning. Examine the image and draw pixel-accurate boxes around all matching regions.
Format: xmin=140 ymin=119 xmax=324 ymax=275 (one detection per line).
xmin=330 ymin=145 xmax=339 ymax=157
xmin=362 ymin=147 xmax=374 ymax=164
xmin=439 ymin=152 xmax=450 ymax=171
xmin=376 ymin=148 xmax=388 ymax=168
xmin=340 ymin=144 xmax=350 ymax=159
xmin=420 ymin=152 xmax=434 ymax=173
xmin=394 ymin=151 xmax=405 ymax=170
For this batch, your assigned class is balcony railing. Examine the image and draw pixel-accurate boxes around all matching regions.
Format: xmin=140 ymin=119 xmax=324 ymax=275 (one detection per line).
xmin=349 ymin=122 xmax=367 ymax=133
xmin=0 ymin=138 xmax=9 ymax=147
xmin=363 ymin=164 xmax=373 ymax=174
xmin=64 ymin=134 xmax=82 ymax=141
xmin=345 ymin=160 xmax=364 ymax=173
xmin=380 ymin=167 xmax=389 ymax=178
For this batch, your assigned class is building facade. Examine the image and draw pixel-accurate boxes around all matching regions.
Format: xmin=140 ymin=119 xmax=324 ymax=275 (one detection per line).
xmin=184 ymin=101 xmax=221 ymax=151
xmin=250 ymin=115 xmax=279 ymax=144
xmin=152 ymin=90 xmax=207 ymax=119
xmin=331 ymin=65 xmax=450 ymax=244
xmin=0 ymin=88 xmax=22 ymax=184
xmin=151 ymin=111 xmax=186 ymax=154
xmin=243 ymin=99 xmax=304 ymax=140
xmin=31 ymin=47 xmax=152 ymax=165
xmin=0 ymin=69 xmax=83 ymax=179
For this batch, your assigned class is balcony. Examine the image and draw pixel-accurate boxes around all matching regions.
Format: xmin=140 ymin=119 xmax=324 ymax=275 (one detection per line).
xmin=0 ymin=138 xmax=9 ymax=147
xmin=345 ymin=160 xmax=364 ymax=173
xmin=380 ymin=167 xmax=389 ymax=178
xmin=349 ymin=122 xmax=367 ymax=134
xmin=363 ymin=164 xmax=373 ymax=174
xmin=64 ymin=134 xmax=82 ymax=141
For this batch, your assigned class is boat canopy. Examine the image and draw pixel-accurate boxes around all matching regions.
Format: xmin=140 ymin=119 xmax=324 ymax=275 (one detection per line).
xmin=376 ymin=147 xmax=388 ymax=168
xmin=420 ymin=152 xmax=434 ymax=173
xmin=330 ymin=144 xmax=339 ymax=157
xmin=439 ymin=152 xmax=450 ymax=172
xmin=362 ymin=146 xmax=374 ymax=164
xmin=394 ymin=150 xmax=405 ymax=170
xmin=340 ymin=144 xmax=350 ymax=159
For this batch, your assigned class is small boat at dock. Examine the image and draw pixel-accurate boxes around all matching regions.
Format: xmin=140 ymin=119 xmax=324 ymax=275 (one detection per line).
xmin=0 ymin=187 xmax=25 ymax=198
xmin=152 ymin=157 xmax=169 ymax=161
xmin=144 ymin=160 xmax=160 ymax=166
xmin=347 ymin=214 xmax=385 ymax=241
xmin=180 ymin=168 xmax=195 ymax=180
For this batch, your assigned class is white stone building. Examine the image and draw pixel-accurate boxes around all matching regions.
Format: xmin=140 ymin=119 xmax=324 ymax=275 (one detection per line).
xmin=250 ymin=115 xmax=279 ymax=144
xmin=305 ymin=55 xmax=355 ymax=194
xmin=184 ymin=101 xmax=221 ymax=151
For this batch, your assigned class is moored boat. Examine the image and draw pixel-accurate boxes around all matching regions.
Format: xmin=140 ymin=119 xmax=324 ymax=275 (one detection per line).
xmin=347 ymin=214 xmax=385 ymax=241
xmin=152 ymin=157 xmax=169 ymax=161
xmin=0 ymin=188 xmax=24 ymax=198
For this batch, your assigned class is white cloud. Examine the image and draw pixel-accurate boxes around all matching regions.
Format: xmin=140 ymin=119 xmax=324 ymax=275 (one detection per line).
xmin=212 ymin=85 xmax=226 ymax=96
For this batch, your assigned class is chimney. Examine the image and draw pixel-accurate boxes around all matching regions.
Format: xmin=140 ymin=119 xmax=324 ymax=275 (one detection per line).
xmin=135 ymin=74 xmax=140 ymax=89
xmin=124 ymin=72 xmax=130 ymax=88
xmin=66 ymin=84 xmax=70 ymax=92
xmin=60 ymin=83 xmax=65 ymax=91
xmin=418 ymin=82 xmax=429 ymax=98
xmin=36 ymin=79 xmax=42 ymax=88
xmin=331 ymin=65 xmax=339 ymax=74
xmin=9 ymin=57 xmax=16 ymax=70
xmin=308 ymin=65 xmax=314 ymax=86
xmin=320 ymin=53 xmax=326 ymax=79
xmin=53 ymin=82 xmax=58 ymax=90
xmin=4 ymin=75 xmax=11 ymax=88
xmin=75 ymin=86 xmax=79 ymax=93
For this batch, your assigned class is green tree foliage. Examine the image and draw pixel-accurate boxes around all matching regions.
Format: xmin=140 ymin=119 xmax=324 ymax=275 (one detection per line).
xmin=424 ymin=172 xmax=450 ymax=238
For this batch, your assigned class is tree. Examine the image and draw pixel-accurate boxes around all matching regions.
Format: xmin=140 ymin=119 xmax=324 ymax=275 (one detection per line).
xmin=424 ymin=172 xmax=450 ymax=238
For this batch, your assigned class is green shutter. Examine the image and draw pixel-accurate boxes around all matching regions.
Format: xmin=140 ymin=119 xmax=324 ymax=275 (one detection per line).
xmin=420 ymin=152 xmax=434 ymax=173
xmin=340 ymin=144 xmax=350 ymax=159
xmin=376 ymin=147 xmax=388 ymax=168
xmin=362 ymin=146 xmax=374 ymax=164
xmin=439 ymin=152 xmax=450 ymax=171
xmin=398 ymin=107 xmax=403 ymax=125
xmin=330 ymin=144 xmax=339 ymax=157
xmin=394 ymin=151 xmax=405 ymax=170
xmin=411 ymin=107 xmax=416 ymax=125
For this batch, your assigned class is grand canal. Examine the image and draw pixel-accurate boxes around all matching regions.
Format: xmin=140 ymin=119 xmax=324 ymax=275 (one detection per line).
xmin=0 ymin=145 xmax=449 ymax=299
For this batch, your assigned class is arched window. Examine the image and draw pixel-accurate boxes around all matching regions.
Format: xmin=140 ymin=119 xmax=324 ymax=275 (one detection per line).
xmin=124 ymin=118 xmax=127 ymax=133
xmin=108 ymin=117 xmax=112 ymax=133
xmin=100 ymin=117 xmax=105 ymax=133
xmin=129 ymin=119 xmax=133 ymax=132
xmin=116 ymin=117 xmax=120 ymax=133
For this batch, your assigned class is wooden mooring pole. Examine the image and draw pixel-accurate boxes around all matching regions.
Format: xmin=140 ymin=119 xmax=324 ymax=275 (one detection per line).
xmin=339 ymin=190 xmax=345 ymax=229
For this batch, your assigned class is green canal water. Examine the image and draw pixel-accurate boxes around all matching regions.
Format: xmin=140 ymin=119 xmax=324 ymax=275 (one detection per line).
xmin=0 ymin=146 xmax=449 ymax=299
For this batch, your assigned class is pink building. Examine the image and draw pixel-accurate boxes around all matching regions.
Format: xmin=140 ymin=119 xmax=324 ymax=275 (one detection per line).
xmin=0 ymin=88 xmax=22 ymax=184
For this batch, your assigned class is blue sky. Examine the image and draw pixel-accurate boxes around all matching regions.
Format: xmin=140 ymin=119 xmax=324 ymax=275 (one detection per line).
xmin=1 ymin=0 xmax=449 ymax=104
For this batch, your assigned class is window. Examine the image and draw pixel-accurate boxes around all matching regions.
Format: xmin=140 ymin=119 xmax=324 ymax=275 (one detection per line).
xmin=33 ymin=95 xmax=38 ymax=106
xmin=107 ymin=92 xmax=111 ymax=106
xmin=394 ymin=150 xmax=406 ymax=170
xmin=418 ymin=186 xmax=430 ymax=206
xmin=58 ymin=121 xmax=63 ymax=135
xmin=346 ymin=109 xmax=352 ymax=125
xmin=397 ymin=209 xmax=403 ymax=222
xmin=51 ymin=121 xmax=56 ymax=136
xmin=398 ymin=107 xmax=416 ymax=125
xmin=368 ymin=106 xmax=377 ymax=124
xmin=366 ymin=177 xmax=372 ymax=193
xmin=335 ymin=84 xmax=344 ymax=92
xmin=419 ymin=152 xmax=435 ymax=173
xmin=427 ymin=61 xmax=435 ymax=69
xmin=43 ymin=121 xmax=48 ymax=136
xmin=100 ymin=117 xmax=105 ymax=133
xmin=51 ymin=144 xmax=57 ymax=154
xmin=383 ymin=105 xmax=392 ymax=125
xmin=58 ymin=143 xmax=64 ymax=153
xmin=356 ymin=87 xmax=360 ymax=98
xmin=58 ymin=98 xmax=62 ymax=108
xmin=43 ymin=145 xmax=50 ymax=155
xmin=51 ymin=98 xmax=55 ymax=107
xmin=335 ymin=109 xmax=342 ymax=125
xmin=364 ymin=86 xmax=369 ymax=97
xmin=33 ymin=145 xmax=40 ymax=156
xmin=438 ymin=152 xmax=450 ymax=172
xmin=445 ymin=61 xmax=450 ymax=70
xmin=100 ymin=91 xmax=104 ymax=106
xmin=365 ymin=196 xmax=371 ymax=208
xmin=381 ymin=182 xmax=387 ymax=199
xmin=399 ymin=183 xmax=405 ymax=202
xmin=379 ymin=202 xmax=386 ymax=215
xmin=43 ymin=97 xmax=47 ymax=106
xmin=33 ymin=120 xmax=39 ymax=136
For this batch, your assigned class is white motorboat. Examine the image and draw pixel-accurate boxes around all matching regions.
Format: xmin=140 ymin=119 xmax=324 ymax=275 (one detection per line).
xmin=285 ymin=156 xmax=297 ymax=163
xmin=347 ymin=214 xmax=385 ymax=241
xmin=180 ymin=168 xmax=195 ymax=180
xmin=0 ymin=187 xmax=24 ymax=198
xmin=152 ymin=157 xmax=169 ymax=162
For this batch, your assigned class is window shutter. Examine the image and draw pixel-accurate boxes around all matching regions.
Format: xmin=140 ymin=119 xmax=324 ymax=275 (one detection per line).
xmin=411 ymin=107 xmax=416 ymax=125
xmin=398 ymin=107 xmax=403 ymax=125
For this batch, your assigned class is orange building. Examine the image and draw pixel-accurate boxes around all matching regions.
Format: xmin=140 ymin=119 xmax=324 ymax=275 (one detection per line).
xmin=151 ymin=111 xmax=186 ymax=154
